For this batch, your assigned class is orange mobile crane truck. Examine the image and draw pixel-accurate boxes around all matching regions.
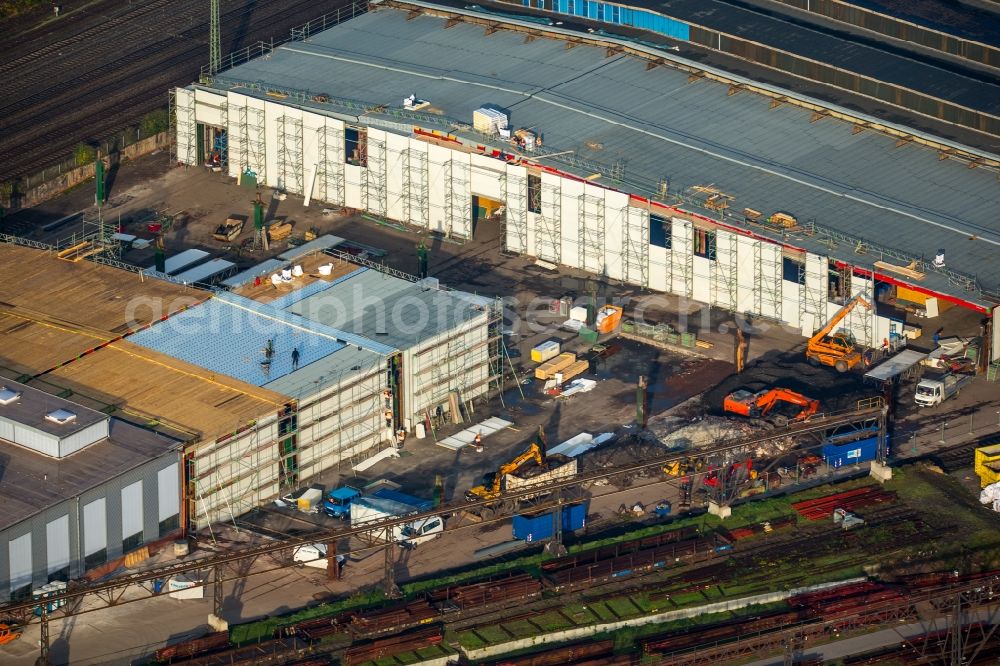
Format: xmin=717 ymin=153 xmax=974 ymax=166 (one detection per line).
xmin=806 ymin=294 xmax=872 ymax=372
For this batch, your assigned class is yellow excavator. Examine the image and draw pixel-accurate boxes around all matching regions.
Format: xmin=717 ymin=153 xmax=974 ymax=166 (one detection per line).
xmin=664 ymin=456 xmax=705 ymax=477
xmin=466 ymin=429 xmax=546 ymax=503
xmin=806 ymin=294 xmax=872 ymax=372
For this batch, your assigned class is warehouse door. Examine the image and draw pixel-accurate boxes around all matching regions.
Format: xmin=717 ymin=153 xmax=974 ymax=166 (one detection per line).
xmin=8 ymin=533 xmax=31 ymax=598
xmin=46 ymin=515 xmax=70 ymax=582
xmin=158 ymin=463 xmax=180 ymax=538
xmin=121 ymin=481 xmax=144 ymax=553
xmin=471 ymin=194 xmax=504 ymax=241
xmin=83 ymin=498 xmax=107 ymax=570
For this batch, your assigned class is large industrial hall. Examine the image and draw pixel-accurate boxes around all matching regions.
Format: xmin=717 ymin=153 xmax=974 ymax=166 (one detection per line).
xmin=175 ymin=1 xmax=999 ymax=364
xmin=0 ymin=241 xmax=497 ymax=600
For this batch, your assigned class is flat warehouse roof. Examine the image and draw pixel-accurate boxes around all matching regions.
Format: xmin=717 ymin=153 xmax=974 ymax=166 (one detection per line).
xmin=205 ymin=7 xmax=1000 ymax=298
xmin=286 ymin=269 xmax=492 ymax=351
xmin=0 ymin=418 xmax=182 ymax=531
xmin=0 ymin=245 xmax=201 ymax=333
xmin=0 ymin=379 xmax=106 ymax=437
xmin=34 ymin=341 xmax=287 ymax=441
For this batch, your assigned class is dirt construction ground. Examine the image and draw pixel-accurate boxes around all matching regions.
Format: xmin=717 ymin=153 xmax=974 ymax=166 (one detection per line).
xmin=2 ymin=153 xmax=999 ymax=665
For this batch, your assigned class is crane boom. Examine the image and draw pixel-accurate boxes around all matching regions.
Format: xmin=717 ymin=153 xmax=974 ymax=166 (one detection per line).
xmin=809 ymin=295 xmax=872 ymax=347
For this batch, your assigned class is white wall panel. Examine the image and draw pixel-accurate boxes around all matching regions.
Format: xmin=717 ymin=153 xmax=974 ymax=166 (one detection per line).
xmin=263 ymin=101 xmax=283 ymax=190
xmin=648 ymin=245 xmax=668 ymax=292
xmin=83 ymin=498 xmax=106 ymax=556
xmin=782 ymin=283 xmax=803 ymax=330
xmin=602 ymin=190 xmax=629 ymax=281
xmin=301 ymin=112 xmax=324 ymax=204
xmin=344 ymin=164 xmax=364 ymax=209
xmin=8 ymin=534 xmax=31 ymax=593
xmin=384 ymin=132 xmax=409 ymax=222
xmin=426 ymin=144 xmax=452 ymax=234
xmin=712 ymin=230 xmax=738 ymax=311
xmin=691 ymin=256 xmax=712 ymax=304
xmin=405 ymin=139 xmax=430 ymax=227
xmin=194 ymin=89 xmax=226 ymax=127
xmin=557 ymin=178 xmax=583 ymax=268
xmin=121 ymin=481 xmax=143 ymax=539
xmin=470 ymin=154 xmax=504 ymax=201
xmin=158 ymin=463 xmax=179 ymax=522
xmin=246 ymin=96 xmax=268 ymax=184
xmin=504 ymin=163 xmax=529 ymax=254
xmin=46 ymin=515 xmax=69 ymax=574
xmin=735 ymin=236 xmax=757 ymax=314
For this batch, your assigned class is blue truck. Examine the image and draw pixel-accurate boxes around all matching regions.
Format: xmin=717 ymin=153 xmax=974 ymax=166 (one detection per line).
xmin=323 ymin=486 xmax=362 ymax=519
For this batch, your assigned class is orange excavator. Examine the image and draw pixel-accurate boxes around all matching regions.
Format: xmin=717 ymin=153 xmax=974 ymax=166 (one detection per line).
xmin=724 ymin=387 xmax=820 ymax=426
xmin=806 ymin=294 xmax=872 ymax=372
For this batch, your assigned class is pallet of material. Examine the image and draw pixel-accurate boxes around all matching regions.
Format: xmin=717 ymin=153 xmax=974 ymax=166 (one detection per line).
xmin=268 ymin=221 xmax=293 ymax=241
xmin=535 ymin=352 xmax=576 ymax=380
xmin=559 ymin=359 xmax=590 ymax=383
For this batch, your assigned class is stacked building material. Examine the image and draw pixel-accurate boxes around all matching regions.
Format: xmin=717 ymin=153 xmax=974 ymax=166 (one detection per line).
xmin=154 ymin=632 xmax=230 ymax=662
xmin=429 ymin=573 xmax=541 ymax=609
xmin=542 ymin=535 xmax=725 ymax=589
xmin=350 ymin=599 xmax=438 ymax=635
xmin=342 ymin=626 xmax=442 ymax=666
xmin=792 ymin=486 xmax=896 ymax=520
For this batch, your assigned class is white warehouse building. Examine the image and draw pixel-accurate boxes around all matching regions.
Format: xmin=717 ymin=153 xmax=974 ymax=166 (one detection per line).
xmin=173 ymin=3 xmax=999 ymax=361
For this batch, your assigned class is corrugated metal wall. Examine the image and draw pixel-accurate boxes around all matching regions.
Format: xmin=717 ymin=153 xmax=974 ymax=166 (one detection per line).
xmin=0 ymin=451 xmax=180 ymax=600
xmin=58 ymin=420 xmax=111 ymax=457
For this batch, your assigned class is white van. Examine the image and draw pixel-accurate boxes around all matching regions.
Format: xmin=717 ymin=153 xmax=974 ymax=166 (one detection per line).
xmin=293 ymin=543 xmax=338 ymax=569
xmin=397 ymin=516 xmax=444 ymax=548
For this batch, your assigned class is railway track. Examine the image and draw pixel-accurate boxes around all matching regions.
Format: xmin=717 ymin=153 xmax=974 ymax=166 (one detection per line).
xmin=0 ymin=0 xmax=362 ymax=185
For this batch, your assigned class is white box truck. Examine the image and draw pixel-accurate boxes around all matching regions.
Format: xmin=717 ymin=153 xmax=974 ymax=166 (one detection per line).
xmin=350 ymin=490 xmax=442 ymax=548
xmin=915 ymin=372 xmax=974 ymax=407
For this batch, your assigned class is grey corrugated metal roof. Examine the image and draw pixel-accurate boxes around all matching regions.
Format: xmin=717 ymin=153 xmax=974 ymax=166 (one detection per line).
xmin=286 ymin=269 xmax=491 ymax=351
xmin=209 ymin=7 xmax=1000 ymax=298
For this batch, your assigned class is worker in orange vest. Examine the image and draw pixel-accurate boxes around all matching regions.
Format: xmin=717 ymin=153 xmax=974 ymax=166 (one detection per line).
xmin=474 ymin=432 xmax=483 ymax=453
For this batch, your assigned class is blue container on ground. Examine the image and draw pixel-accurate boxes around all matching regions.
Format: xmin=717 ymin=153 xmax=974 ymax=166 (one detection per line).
xmin=513 ymin=502 xmax=588 ymax=542
xmin=822 ymin=436 xmax=878 ymax=469
xmin=370 ymin=488 xmax=433 ymax=512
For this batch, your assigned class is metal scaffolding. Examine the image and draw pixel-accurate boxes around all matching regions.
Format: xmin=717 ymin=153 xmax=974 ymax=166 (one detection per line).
xmin=173 ymin=89 xmax=197 ymax=166
xmin=801 ymin=253 xmax=828 ymax=331
xmin=502 ymin=169 xmax=528 ymax=254
xmin=363 ymin=136 xmax=387 ymax=219
xmin=534 ymin=181 xmax=562 ymax=263
xmin=443 ymin=157 xmax=471 ymax=239
xmin=316 ymin=124 xmax=345 ymax=205
xmin=578 ymin=192 xmax=606 ymax=275
xmin=713 ymin=231 xmax=738 ymax=312
xmin=276 ymin=114 xmax=304 ymax=194
xmin=622 ymin=206 xmax=649 ymax=287
xmin=238 ymin=105 xmax=267 ymax=183
xmin=402 ymin=148 xmax=429 ymax=227
xmin=753 ymin=240 xmax=783 ymax=319
xmin=671 ymin=219 xmax=694 ymax=298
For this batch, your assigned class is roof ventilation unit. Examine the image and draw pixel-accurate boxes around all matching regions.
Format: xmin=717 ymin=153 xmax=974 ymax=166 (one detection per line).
xmin=933 ymin=250 xmax=946 ymax=268
xmin=0 ymin=387 xmax=21 ymax=405
xmin=45 ymin=409 xmax=78 ymax=425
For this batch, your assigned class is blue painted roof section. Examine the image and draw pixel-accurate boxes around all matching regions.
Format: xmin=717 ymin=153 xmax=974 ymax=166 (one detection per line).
xmin=221 ymin=258 xmax=288 ymax=289
xmin=128 ymin=296 xmax=349 ymax=387
xmin=267 ymin=267 xmax=368 ymax=310
xmin=277 ymin=235 xmax=345 ymax=261
xmin=216 ymin=291 xmax=398 ymax=355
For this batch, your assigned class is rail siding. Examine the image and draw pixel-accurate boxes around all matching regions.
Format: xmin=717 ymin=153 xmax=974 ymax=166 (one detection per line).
xmin=461 ymin=577 xmax=866 ymax=660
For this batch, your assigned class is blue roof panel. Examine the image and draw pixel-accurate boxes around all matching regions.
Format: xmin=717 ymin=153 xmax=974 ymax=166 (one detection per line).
xmin=128 ymin=296 xmax=348 ymax=387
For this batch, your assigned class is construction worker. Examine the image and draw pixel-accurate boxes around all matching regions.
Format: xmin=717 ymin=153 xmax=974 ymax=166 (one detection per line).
xmin=383 ymin=389 xmax=392 ymax=408
xmin=291 ymin=347 xmax=300 ymax=370
xmin=396 ymin=429 xmax=406 ymax=448
xmin=474 ymin=432 xmax=483 ymax=453
xmin=384 ymin=409 xmax=393 ymax=429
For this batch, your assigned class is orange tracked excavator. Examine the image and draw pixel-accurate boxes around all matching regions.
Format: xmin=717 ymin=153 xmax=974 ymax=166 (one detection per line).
xmin=724 ymin=387 xmax=820 ymax=426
